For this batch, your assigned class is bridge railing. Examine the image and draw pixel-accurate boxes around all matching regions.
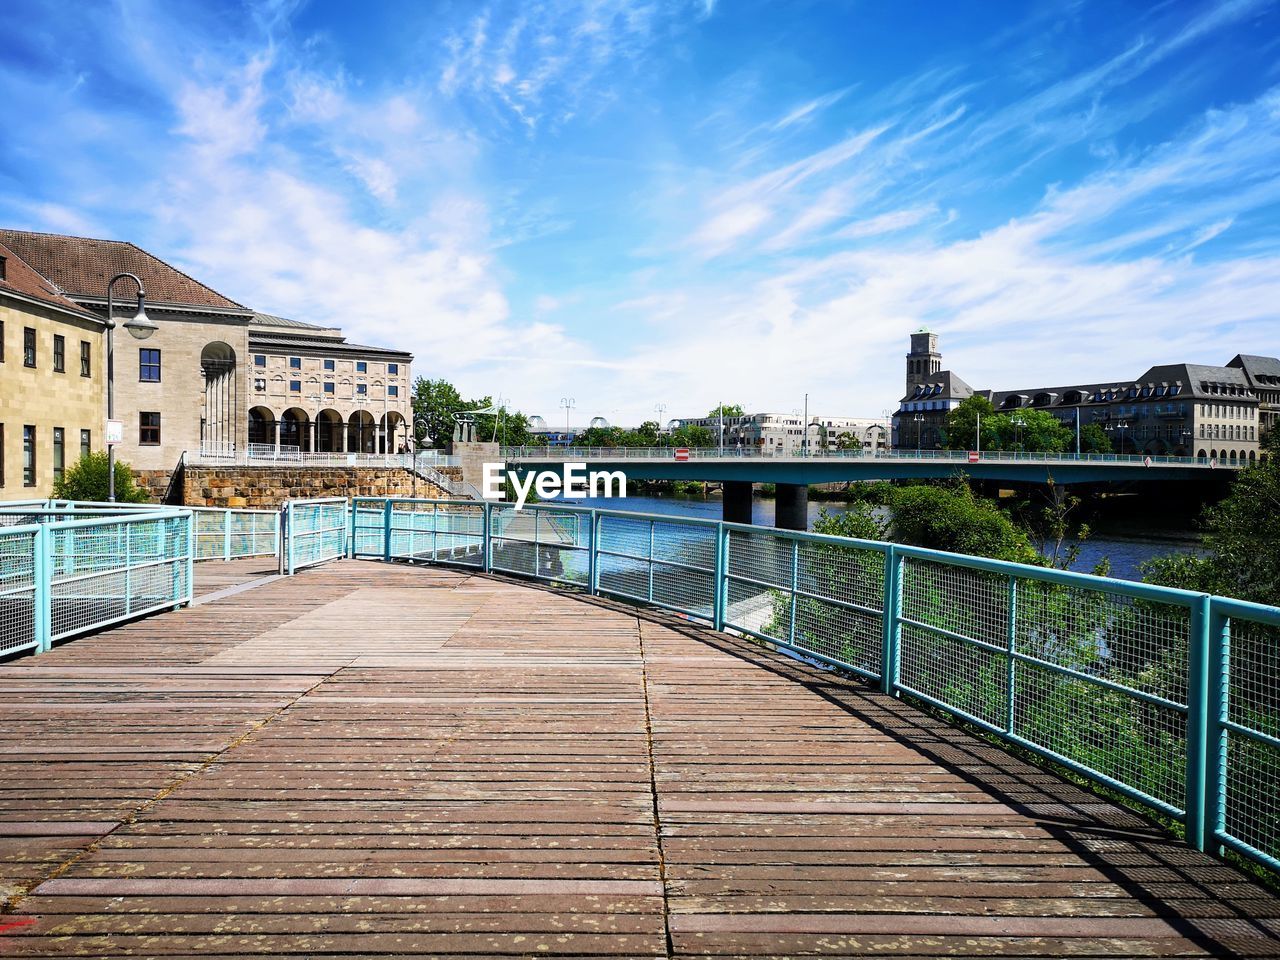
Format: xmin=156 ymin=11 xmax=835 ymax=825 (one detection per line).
xmin=0 ymin=504 xmax=194 ymax=658
xmin=331 ymin=496 xmax=1280 ymax=875
xmin=500 ymin=446 xmax=1226 ymax=466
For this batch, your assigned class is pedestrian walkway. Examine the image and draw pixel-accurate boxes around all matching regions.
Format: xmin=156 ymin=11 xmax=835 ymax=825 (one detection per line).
xmin=1 ymin=560 xmax=1278 ymax=956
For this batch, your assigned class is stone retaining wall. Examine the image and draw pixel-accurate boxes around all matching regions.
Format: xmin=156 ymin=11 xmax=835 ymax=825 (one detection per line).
xmin=181 ymin=466 xmax=454 ymax=508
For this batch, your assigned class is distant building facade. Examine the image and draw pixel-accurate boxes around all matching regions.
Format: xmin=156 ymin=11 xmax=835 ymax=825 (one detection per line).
xmin=0 ymin=241 xmax=104 ymax=499
xmin=891 ymin=331 xmax=1273 ymax=463
xmin=0 ymin=230 xmax=413 ymax=475
xmin=677 ymin=412 xmax=889 ymax=455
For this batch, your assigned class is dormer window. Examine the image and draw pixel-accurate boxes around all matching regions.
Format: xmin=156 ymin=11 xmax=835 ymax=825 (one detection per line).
xmin=0 ymin=255 xmax=6 ymax=281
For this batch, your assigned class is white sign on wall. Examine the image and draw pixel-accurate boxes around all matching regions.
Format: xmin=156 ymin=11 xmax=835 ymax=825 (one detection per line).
xmin=105 ymin=419 xmax=124 ymax=445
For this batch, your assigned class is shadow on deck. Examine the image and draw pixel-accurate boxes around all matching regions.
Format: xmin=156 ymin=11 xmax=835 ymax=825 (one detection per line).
xmin=0 ymin=559 xmax=1277 ymax=957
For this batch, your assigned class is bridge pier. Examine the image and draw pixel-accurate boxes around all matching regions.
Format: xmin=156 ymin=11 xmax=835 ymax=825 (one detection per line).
xmin=723 ymin=481 xmax=753 ymax=525
xmin=775 ymin=483 xmax=809 ymax=531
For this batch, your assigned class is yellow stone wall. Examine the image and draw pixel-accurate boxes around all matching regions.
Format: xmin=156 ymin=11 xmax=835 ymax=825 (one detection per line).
xmin=0 ymin=296 xmax=104 ymax=500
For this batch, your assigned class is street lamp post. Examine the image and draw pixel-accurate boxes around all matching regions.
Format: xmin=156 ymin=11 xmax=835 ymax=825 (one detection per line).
xmin=411 ymin=416 xmax=429 ymax=498
xmin=104 ymin=273 xmax=157 ymax=502
xmin=560 ymin=397 xmax=575 ymax=441
xmin=913 ymin=414 xmax=924 ymax=454
xmin=1011 ymin=415 xmax=1026 ymax=451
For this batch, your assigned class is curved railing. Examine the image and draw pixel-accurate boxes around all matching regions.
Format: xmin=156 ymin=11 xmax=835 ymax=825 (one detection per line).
xmin=333 ymin=496 xmax=1280 ymax=876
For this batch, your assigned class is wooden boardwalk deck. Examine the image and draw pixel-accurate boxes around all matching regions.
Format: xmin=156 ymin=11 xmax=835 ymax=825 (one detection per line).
xmin=1 ymin=559 xmax=1279 ymax=957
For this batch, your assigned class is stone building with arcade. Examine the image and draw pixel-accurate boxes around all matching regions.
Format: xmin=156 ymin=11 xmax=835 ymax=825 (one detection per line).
xmin=0 ymin=229 xmax=413 ymax=486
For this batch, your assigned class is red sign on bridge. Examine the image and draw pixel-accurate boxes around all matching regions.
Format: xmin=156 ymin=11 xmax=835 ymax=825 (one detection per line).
xmin=674 ymin=448 xmax=690 ymax=461
xmin=968 ymin=451 xmax=980 ymax=463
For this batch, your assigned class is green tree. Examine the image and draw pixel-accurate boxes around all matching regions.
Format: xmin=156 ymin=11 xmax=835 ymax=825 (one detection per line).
xmin=1145 ymin=431 xmax=1280 ymax=605
xmin=411 ymin=378 xmax=467 ymax=448
xmin=889 ymin=483 xmax=1042 ymax=564
xmin=52 ymin=452 xmax=150 ymax=503
xmin=708 ymin=403 xmax=745 ymax=418
xmin=1079 ymin=422 xmax=1112 ymax=454
xmin=992 ymin=409 xmax=1074 ymax=453
xmin=943 ymin=396 xmax=999 ymax=450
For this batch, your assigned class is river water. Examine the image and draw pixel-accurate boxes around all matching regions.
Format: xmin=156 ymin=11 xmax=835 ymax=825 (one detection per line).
xmin=561 ymin=493 xmax=1199 ymax=583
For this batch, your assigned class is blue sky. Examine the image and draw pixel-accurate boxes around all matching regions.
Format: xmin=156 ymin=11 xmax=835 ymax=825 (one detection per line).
xmin=3 ymin=0 xmax=1279 ymax=425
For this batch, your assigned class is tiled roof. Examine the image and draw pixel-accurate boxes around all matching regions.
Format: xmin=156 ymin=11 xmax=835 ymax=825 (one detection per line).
xmin=1227 ymin=354 xmax=1280 ymax=382
xmin=0 ymin=229 xmax=247 ymax=310
xmin=899 ymin=370 xmax=974 ymax=403
xmin=0 ymin=241 xmax=98 ymax=319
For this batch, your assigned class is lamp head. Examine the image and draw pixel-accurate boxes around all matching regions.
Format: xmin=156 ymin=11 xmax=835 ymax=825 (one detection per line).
xmin=123 ymin=293 xmax=158 ymax=341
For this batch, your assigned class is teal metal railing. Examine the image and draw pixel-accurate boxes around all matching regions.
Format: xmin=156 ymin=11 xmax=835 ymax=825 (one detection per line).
xmin=283 ymin=498 xmax=348 ymax=575
xmin=0 ymin=504 xmax=194 ymax=657
xmin=191 ymin=506 xmax=279 ymax=561
xmin=292 ymin=496 xmax=1280 ymax=875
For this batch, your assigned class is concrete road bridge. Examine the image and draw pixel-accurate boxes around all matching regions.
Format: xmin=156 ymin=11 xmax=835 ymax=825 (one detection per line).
xmin=502 ymin=447 xmax=1241 ymax=528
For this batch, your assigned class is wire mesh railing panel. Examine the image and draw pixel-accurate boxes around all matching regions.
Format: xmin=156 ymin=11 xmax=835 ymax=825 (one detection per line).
xmin=1224 ymin=729 xmax=1280 ymax=868
xmin=902 ymin=558 xmax=1010 ymax=649
xmin=901 ymin=621 xmax=1009 ymax=728
xmin=0 ymin=529 xmax=38 ymax=655
xmin=1021 ymin=660 xmax=1187 ymax=809
xmin=386 ymin=500 xmax=487 ymax=567
xmin=351 ymin=502 xmax=385 ymax=558
xmin=286 ymin=500 xmax=348 ymax=572
xmin=1219 ymin=609 xmax=1280 ymax=868
xmin=1227 ymin=617 xmax=1280 ymax=741
xmin=1016 ymin=578 xmax=1191 ymax=704
xmin=49 ymin=515 xmax=191 ymax=642
xmin=1011 ymin=577 xmax=1190 ymax=812
xmin=489 ymin=504 xmax=590 ymax=585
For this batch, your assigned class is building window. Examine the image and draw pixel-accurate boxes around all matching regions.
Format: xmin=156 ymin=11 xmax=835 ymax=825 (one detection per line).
xmin=388 ymin=385 xmax=399 ymax=397
xmin=139 ymin=348 xmax=161 ymax=382
xmin=289 ymin=380 xmax=301 ymax=392
xmin=80 ymin=341 xmax=91 ymax=377
xmin=356 ymin=383 xmax=367 ymax=396
xmin=0 ymin=425 xmax=4 ymax=486
xmin=53 ymin=428 xmax=65 ymax=481
xmin=356 ymin=361 xmax=367 ymax=373
xmin=0 ymin=320 xmax=4 ymax=362
xmin=53 ymin=335 xmax=65 ymax=372
xmin=324 ymin=359 xmax=335 ymax=371
xmin=23 ymin=425 xmax=35 ymax=486
xmin=289 ymin=357 xmax=301 ymax=369
xmin=80 ymin=429 xmax=91 ymax=458
xmin=254 ymin=378 xmax=266 ymax=391
xmin=388 ymin=363 xmax=399 ymax=375
xmin=139 ymin=412 xmax=161 ymax=445
xmin=324 ymin=382 xmax=335 ymax=394
xmin=23 ymin=327 xmax=36 ymax=367
xmin=0 ymin=255 xmax=5 ymax=280
xmin=254 ymin=354 xmax=266 ymax=367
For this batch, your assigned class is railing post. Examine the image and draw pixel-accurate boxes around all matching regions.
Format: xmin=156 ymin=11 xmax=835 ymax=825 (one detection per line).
xmin=1005 ymin=578 xmax=1017 ymax=734
xmin=124 ymin=521 xmax=133 ymax=617
xmin=383 ymin=499 xmax=393 ymax=562
xmin=284 ymin=502 xmax=295 ymax=576
xmin=223 ymin=509 xmax=232 ymax=562
xmin=1185 ymin=593 xmax=1212 ymax=852
xmin=880 ymin=545 xmax=902 ymax=696
xmin=588 ymin=510 xmax=599 ymax=595
xmin=482 ymin=502 xmax=492 ymax=573
xmin=184 ymin=513 xmax=195 ymax=606
xmin=33 ymin=524 xmax=51 ymax=654
xmin=1205 ymin=599 xmax=1230 ymax=858
xmin=647 ymin=520 xmax=656 ymax=604
xmin=788 ymin=539 xmax=799 ymax=647
xmin=713 ymin=523 xmax=727 ymax=632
